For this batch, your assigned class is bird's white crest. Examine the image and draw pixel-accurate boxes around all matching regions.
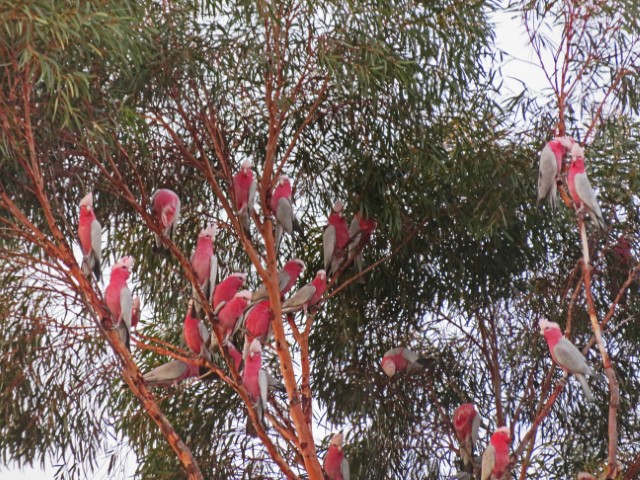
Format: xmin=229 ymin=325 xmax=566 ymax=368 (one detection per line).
xmin=539 ymin=319 xmax=561 ymax=332
xmin=80 ymin=193 xmax=93 ymax=208
xmin=330 ymin=432 xmax=344 ymax=448
xmin=558 ymin=136 xmax=575 ymax=150
xmin=200 ymin=225 xmax=217 ymax=238
xmin=571 ymin=143 xmax=584 ymax=159
xmin=236 ymin=289 xmax=252 ymax=301
xmin=332 ymin=201 xmax=344 ymax=213
xmin=241 ymin=159 xmax=252 ymax=170
xmin=495 ymin=426 xmax=510 ymax=436
xmin=250 ymin=338 xmax=262 ymax=355
xmin=232 ymin=272 xmax=248 ymax=282
xmin=317 ymin=269 xmax=327 ymax=279
xmin=278 ymin=175 xmax=290 ymax=185
xmin=114 ymin=256 xmax=134 ymax=271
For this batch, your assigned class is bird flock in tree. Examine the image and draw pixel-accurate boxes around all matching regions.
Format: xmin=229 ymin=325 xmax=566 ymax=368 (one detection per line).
xmin=75 ymin=135 xmax=608 ymax=479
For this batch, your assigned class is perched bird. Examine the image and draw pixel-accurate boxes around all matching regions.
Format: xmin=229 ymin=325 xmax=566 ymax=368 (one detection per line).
xmin=539 ymin=319 xmax=599 ymax=401
xmin=105 ymin=256 xmax=134 ymax=350
xmin=453 ymin=403 xmax=481 ymax=466
xmin=481 ymin=426 xmax=511 ymax=480
xmin=151 ymin=188 xmax=181 ymax=249
xmin=143 ymin=360 xmax=200 ymax=388
xmin=77 ymin=193 xmax=102 ymax=281
xmin=567 ymin=144 xmax=606 ymax=229
xmin=190 ymin=225 xmax=218 ymax=315
xmin=232 ymin=159 xmax=258 ymax=233
xmin=226 ymin=341 xmax=243 ymax=371
xmin=243 ymin=300 xmax=274 ymax=358
xmin=323 ymin=201 xmax=350 ymax=274
xmin=281 ymin=270 xmax=327 ymax=314
xmin=242 ymin=339 xmax=269 ymax=436
xmin=348 ymin=212 xmax=377 ymax=273
xmin=216 ymin=290 xmax=252 ymax=343
xmin=536 ymin=136 xmax=574 ymax=210
xmin=324 ymin=432 xmax=349 ymax=480
xmin=183 ymin=301 xmax=211 ymax=360
xmin=251 ymin=259 xmax=305 ymax=303
xmin=270 ymin=175 xmax=294 ymax=250
xmin=381 ymin=347 xmax=432 ymax=377
xmin=213 ymin=272 xmax=247 ymax=310
xmin=131 ymin=296 xmax=141 ymax=330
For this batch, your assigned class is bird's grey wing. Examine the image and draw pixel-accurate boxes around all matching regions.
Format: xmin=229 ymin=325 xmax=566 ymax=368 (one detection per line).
xmin=259 ymin=369 xmax=269 ymax=407
xmin=537 ymin=147 xmax=558 ymax=205
xmin=471 ymin=414 xmax=481 ymax=444
xmin=248 ymin=178 xmax=258 ymax=213
xmin=282 ymin=285 xmax=316 ymax=310
xmin=323 ymin=225 xmax=336 ymax=271
xmin=481 ymin=444 xmax=496 ymax=480
xmin=402 ymin=348 xmax=420 ymax=363
xmin=91 ymin=219 xmax=102 ymax=262
xmin=198 ymin=320 xmax=210 ymax=344
xmin=208 ymin=255 xmax=218 ymax=303
xmin=341 ymin=457 xmax=350 ymax=480
xmin=144 ymin=360 xmax=187 ymax=385
xmin=120 ymin=287 xmax=133 ymax=330
xmin=574 ymin=173 xmax=605 ymax=227
xmin=251 ymin=285 xmax=267 ymax=302
xmin=277 ymin=198 xmax=293 ymax=234
xmin=554 ymin=338 xmax=592 ymax=375
xmin=278 ymin=269 xmax=290 ymax=291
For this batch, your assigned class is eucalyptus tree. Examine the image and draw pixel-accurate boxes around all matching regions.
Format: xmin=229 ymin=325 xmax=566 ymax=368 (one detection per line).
xmin=1 ymin=0 xmax=640 ymax=479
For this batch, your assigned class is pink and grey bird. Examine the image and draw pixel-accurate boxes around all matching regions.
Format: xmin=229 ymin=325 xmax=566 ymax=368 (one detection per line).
xmin=481 ymin=427 xmax=511 ymax=480
xmin=190 ymin=225 xmax=218 ymax=315
xmin=539 ymin=319 xmax=599 ymax=401
xmin=151 ymin=188 xmax=181 ymax=249
xmin=348 ymin=212 xmax=377 ymax=273
xmin=381 ymin=347 xmax=432 ymax=377
xmin=213 ymin=272 xmax=247 ymax=310
xmin=232 ymin=159 xmax=258 ymax=233
xmin=78 ymin=193 xmax=102 ymax=281
xmin=323 ymin=201 xmax=350 ymax=274
xmin=131 ymin=296 xmax=141 ymax=329
xmin=453 ymin=403 xmax=481 ymax=466
xmin=243 ymin=300 xmax=274 ymax=358
xmin=323 ymin=432 xmax=350 ymax=480
xmin=242 ymin=338 xmax=269 ymax=436
xmin=281 ymin=270 xmax=327 ymax=314
xmin=216 ymin=289 xmax=252 ymax=343
xmin=143 ymin=360 xmax=200 ymax=388
xmin=270 ymin=175 xmax=294 ymax=250
xmin=105 ymin=256 xmax=134 ymax=350
xmin=251 ymin=259 xmax=305 ymax=303
xmin=183 ymin=301 xmax=211 ymax=360
xmin=536 ymin=137 xmax=574 ymax=211
xmin=567 ymin=144 xmax=605 ymax=229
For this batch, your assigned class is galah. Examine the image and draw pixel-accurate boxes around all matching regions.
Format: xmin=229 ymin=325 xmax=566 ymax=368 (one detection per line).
xmin=251 ymin=259 xmax=306 ymax=303
xmin=213 ymin=272 xmax=247 ymax=310
xmin=183 ymin=301 xmax=211 ymax=360
xmin=270 ymin=175 xmax=294 ymax=250
xmin=281 ymin=270 xmax=327 ymax=314
xmin=232 ymin=159 xmax=257 ymax=233
xmin=568 ymin=144 xmax=606 ymax=229
xmin=242 ymin=338 xmax=269 ymax=436
xmin=190 ymin=225 xmax=218 ymax=315
xmin=143 ymin=360 xmax=200 ymax=388
xmin=539 ymin=319 xmax=599 ymax=401
xmin=453 ymin=403 xmax=481 ymax=466
xmin=348 ymin=212 xmax=377 ymax=273
xmin=78 ymin=193 xmax=102 ymax=281
xmin=105 ymin=256 xmax=134 ymax=350
xmin=481 ymin=427 xmax=511 ymax=480
xmin=226 ymin=341 xmax=243 ymax=371
xmin=381 ymin=347 xmax=432 ymax=377
xmin=151 ymin=188 xmax=181 ymax=249
xmin=131 ymin=296 xmax=141 ymax=329
xmin=323 ymin=201 xmax=350 ymax=274
xmin=323 ymin=432 xmax=349 ymax=480
xmin=216 ymin=289 xmax=252 ymax=343
xmin=243 ymin=300 xmax=274 ymax=358
xmin=536 ymin=136 xmax=574 ymax=210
